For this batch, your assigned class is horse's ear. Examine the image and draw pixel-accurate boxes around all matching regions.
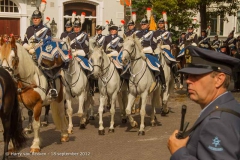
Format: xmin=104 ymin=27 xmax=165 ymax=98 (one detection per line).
xmin=11 ymin=35 xmax=16 ymax=48
xmin=123 ymin=33 xmax=126 ymax=40
xmin=132 ymin=33 xmax=136 ymax=39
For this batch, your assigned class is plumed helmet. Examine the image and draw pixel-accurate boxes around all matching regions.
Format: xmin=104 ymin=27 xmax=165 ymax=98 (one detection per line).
xmin=108 ymin=19 xmax=118 ymax=31
xmin=188 ymin=25 xmax=194 ymax=29
xmin=32 ymin=9 xmax=42 ymax=19
xmin=73 ymin=20 xmax=81 ymax=27
xmin=127 ymin=19 xmax=135 ymax=26
xmin=140 ymin=15 xmax=149 ymax=24
xmin=95 ymin=25 xmax=105 ymax=31
xmin=157 ymin=18 xmax=165 ymax=24
xmin=65 ymin=20 xmax=72 ymax=27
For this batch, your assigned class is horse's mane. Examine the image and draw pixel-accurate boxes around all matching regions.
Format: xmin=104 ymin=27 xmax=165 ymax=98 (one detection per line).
xmin=0 ymin=43 xmax=12 ymax=59
xmin=16 ymin=43 xmax=37 ymax=82
xmin=123 ymin=35 xmax=145 ymax=58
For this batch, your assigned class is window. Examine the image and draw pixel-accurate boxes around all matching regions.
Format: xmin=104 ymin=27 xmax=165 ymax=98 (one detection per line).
xmin=237 ymin=11 xmax=240 ymax=33
xmin=207 ymin=12 xmax=224 ymax=36
xmin=0 ymin=0 xmax=19 ymax=13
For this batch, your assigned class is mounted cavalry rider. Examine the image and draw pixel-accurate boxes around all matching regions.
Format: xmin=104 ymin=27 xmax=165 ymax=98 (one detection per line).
xmin=153 ymin=18 xmax=179 ymax=85
xmin=134 ymin=16 xmax=166 ymax=91
xmin=60 ymin=20 xmax=73 ymax=40
xmin=23 ymin=9 xmax=51 ymax=60
xmin=224 ymin=29 xmax=237 ymax=56
xmin=185 ymin=25 xmax=198 ymax=46
xmin=211 ymin=35 xmax=221 ymax=52
xmin=198 ymin=29 xmax=211 ymax=49
xmin=124 ymin=19 xmax=137 ymax=37
xmin=103 ymin=19 xmax=123 ymax=58
xmin=22 ymin=9 xmax=52 ymax=132
xmin=95 ymin=25 xmax=106 ymax=46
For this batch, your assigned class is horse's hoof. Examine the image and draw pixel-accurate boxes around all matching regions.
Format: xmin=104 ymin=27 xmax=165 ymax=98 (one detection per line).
xmin=41 ymin=122 xmax=48 ymax=127
xmin=108 ymin=129 xmax=115 ymax=133
xmin=89 ymin=116 xmax=95 ymax=120
xmin=30 ymin=148 xmax=40 ymax=153
xmin=161 ymin=110 xmax=169 ymax=116
xmin=138 ymin=131 xmax=145 ymax=136
xmin=122 ymin=118 xmax=127 ymax=124
xmin=98 ymin=129 xmax=105 ymax=135
xmin=79 ymin=124 xmax=86 ymax=129
xmin=61 ymin=135 xmax=69 ymax=142
xmin=132 ymin=121 xmax=138 ymax=128
xmin=68 ymin=130 xmax=73 ymax=134
xmin=151 ymin=121 xmax=156 ymax=127
xmin=106 ymin=106 xmax=111 ymax=110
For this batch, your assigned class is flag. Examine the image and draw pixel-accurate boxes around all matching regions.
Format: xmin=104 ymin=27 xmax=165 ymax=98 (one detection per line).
xmin=149 ymin=15 xmax=157 ymax=31
xmin=120 ymin=0 xmax=131 ymax=6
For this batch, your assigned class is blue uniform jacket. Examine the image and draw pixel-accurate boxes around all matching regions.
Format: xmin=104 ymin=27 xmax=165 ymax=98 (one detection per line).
xmin=171 ymin=92 xmax=240 ymax=160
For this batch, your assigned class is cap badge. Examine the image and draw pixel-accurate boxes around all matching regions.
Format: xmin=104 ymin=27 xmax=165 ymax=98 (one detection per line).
xmin=185 ymin=49 xmax=191 ymax=63
xmin=34 ymin=10 xmax=39 ymax=14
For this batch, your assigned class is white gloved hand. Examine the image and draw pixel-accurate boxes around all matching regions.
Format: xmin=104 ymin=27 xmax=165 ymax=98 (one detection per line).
xmin=23 ymin=43 xmax=32 ymax=50
xmin=29 ymin=48 xmax=35 ymax=54
xmin=200 ymin=44 xmax=205 ymax=47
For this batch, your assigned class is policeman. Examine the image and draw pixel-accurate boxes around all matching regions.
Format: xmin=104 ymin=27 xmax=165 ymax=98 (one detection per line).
xmin=219 ymin=43 xmax=228 ymax=55
xmin=154 ymin=18 xmax=178 ymax=86
xmin=168 ymin=46 xmax=240 ymax=159
xmin=95 ymin=25 xmax=105 ymax=46
xmin=23 ymin=9 xmax=51 ymax=57
xmin=231 ymin=46 xmax=240 ymax=92
xmin=211 ymin=35 xmax=220 ymax=52
xmin=178 ymin=32 xmax=186 ymax=48
xmin=22 ymin=9 xmax=52 ymax=132
xmin=185 ymin=25 xmax=198 ymax=46
xmin=198 ymin=29 xmax=211 ymax=49
xmin=60 ymin=20 xmax=72 ymax=40
xmin=103 ymin=20 xmax=123 ymax=57
xmin=124 ymin=19 xmax=136 ymax=37
xmin=135 ymin=16 xmax=166 ymax=91
xmin=224 ymin=30 xmax=237 ymax=55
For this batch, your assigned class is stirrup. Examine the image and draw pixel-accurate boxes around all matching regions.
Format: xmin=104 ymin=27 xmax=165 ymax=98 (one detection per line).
xmin=48 ymin=89 xmax=58 ymax=98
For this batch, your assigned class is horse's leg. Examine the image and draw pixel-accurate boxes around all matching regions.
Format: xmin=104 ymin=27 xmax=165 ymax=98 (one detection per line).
xmin=24 ymin=109 xmax=33 ymax=134
xmin=138 ymin=91 xmax=148 ymax=135
xmin=78 ymin=92 xmax=86 ymax=129
xmin=151 ymin=88 xmax=160 ymax=126
xmin=106 ymin=96 xmax=111 ymax=110
xmin=109 ymin=92 xmax=117 ymax=133
xmin=41 ymin=105 xmax=50 ymax=127
xmin=2 ymin=116 xmax=11 ymax=159
xmin=118 ymin=91 xmax=127 ymax=123
xmin=98 ymin=94 xmax=106 ymax=135
xmin=66 ymin=93 xmax=73 ymax=134
xmin=30 ymin=102 xmax=42 ymax=153
xmin=126 ymin=94 xmax=138 ymax=128
xmin=161 ymin=87 xmax=170 ymax=116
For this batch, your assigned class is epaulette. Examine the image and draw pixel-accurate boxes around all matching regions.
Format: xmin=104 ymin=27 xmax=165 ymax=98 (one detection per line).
xmin=209 ymin=109 xmax=221 ymax=120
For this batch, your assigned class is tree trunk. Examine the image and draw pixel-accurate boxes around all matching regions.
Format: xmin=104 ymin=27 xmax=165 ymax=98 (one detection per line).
xmin=199 ymin=3 xmax=207 ymax=31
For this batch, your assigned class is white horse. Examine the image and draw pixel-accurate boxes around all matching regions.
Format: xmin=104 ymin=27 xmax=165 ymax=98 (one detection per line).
xmin=121 ymin=34 xmax=161 ymax=135
xmin=90 ymin=46 xmax=128 ymax=135
xmin=63 ymin=55 xmax=94 ymax=134
xmin=0 ymin=42 xmax=68 ymax=152
xmin=158 ymin=44 xmax=175 ymax=115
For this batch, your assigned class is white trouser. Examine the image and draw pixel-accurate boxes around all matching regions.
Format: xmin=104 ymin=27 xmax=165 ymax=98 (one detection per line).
xmin=72 ymin=50 xmax=86 ymax=57
xmin=107 ymin=50 xmax=118 ymax=57
xmin=142 ymin=46 xmax=153 ymax=54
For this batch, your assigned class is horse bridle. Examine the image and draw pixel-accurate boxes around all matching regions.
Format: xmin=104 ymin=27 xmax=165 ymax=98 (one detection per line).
xmin=122 ymin=45 xmax=141 ymax=62
xmin=91 ymin=56 xmax=111 ymax=77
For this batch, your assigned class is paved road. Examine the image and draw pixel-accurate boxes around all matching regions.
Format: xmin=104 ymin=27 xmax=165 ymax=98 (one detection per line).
xmin=1 ymin=82 xmax=240 ymax=160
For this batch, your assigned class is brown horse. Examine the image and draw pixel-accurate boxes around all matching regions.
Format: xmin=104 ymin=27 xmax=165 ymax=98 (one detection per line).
xmin=0 ymin=67 xmax=27 ymax=160
xmin=0 ymin=36 xmax=69 ymax=153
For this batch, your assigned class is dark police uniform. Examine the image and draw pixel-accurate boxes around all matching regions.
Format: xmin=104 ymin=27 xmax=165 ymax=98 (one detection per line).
xmin=172 ymin=46 xmax=240 ymax=160
xmin=178 ymin=33 xmax=186 ymax=49
xmin=23 ymin=10 xmax=51 ymax=54
xmin=103 ymin=23 xmax=123 ymax=56
xmin=60 ymin=20 xmax=72 ymax=40
xmin=67 ymin=20 xmax=89 ymax=57
xmin=198 ymin=30 xmax=211 ymax=49
xmin=124 ymin=19 xmax=136 ymax=37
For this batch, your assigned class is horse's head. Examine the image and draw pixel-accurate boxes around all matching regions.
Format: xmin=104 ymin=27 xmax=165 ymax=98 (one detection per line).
xmin=0 ymin=36 xmax=19 ymax=74
xmin=121 ymin=34 xmax=137 ymax=65
xmin=89 ymin=46 xmax=104 ymax=78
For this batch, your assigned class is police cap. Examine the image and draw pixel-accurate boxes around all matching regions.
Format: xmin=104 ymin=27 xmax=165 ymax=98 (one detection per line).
xmin=127 ymin=19 xmax=135 ymax=26
xmin=73 ymin=20 xmax=81 ymax=27
xmin=178 ymin=46 xmax=240 ymax=75
xmin=32 ymin=10 xmax=42 ymax=18
xmin=65 ymin=20 xmax=72 ymax=27
xmin=157 ymin=18 xmax=164 ymax=24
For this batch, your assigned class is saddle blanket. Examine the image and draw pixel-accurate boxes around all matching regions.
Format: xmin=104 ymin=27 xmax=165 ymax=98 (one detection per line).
xmin=75 ymin=55 xmax=93 ymax=72
xmin=35 ymin=37 xmax=70 ymax=65
xmin=177 ymin=48 xmax=185 ymax=58
xmin=145 ymin=54 xmax=160 ymax=77
xmin=162 ymin=48 xmax=177 ymax=62
xmin=112 ymin=56 xmax=123 ymax=70
xmin=0 ymin=83 xmax=2 ymax=110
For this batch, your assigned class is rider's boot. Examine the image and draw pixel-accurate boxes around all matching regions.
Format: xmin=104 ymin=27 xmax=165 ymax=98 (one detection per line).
xmin=172 ymin=64 xmax=179 ymax=83
xmin=159 ymin=65 xmax=166 ymax=92
xmin=89 ymin=79 xmax=95 ymax=96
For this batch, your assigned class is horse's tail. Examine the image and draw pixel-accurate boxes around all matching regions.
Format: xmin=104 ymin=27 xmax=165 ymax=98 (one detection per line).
xmin=10 ymin=93 xmax=27 ymax=149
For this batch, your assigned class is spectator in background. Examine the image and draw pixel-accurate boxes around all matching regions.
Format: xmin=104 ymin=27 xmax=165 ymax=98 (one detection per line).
xmin=231 ymin=46 xmax=240 ymax=92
